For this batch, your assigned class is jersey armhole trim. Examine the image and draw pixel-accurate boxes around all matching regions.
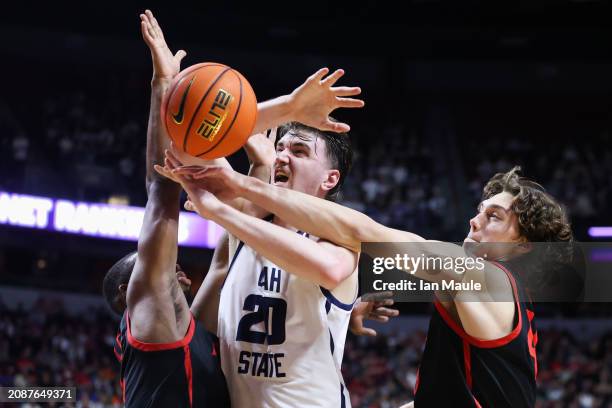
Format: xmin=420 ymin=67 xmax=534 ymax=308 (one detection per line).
xmin=126 ymin=312 xmax=196 ymax=351
xmin=220 ymin=240 xmax=245 ymax=292
xmin=114 ymin=332 xmax=124 ymax=362
xmin=433 ymin=262 xmax=522 ymax=349
xmin=320 ymin=287 xmax=355 ymax=311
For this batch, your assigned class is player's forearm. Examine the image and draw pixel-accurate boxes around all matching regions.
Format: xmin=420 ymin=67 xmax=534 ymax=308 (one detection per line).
xmin=146 ymin=79 xmax=181 ymax=193
xmin=135 ymin=80 xmax=182 ymax=282
xmin=191 ymin=231 xmax=229 ymax=334
xmin=237 ymin=178 xmax=371 ymax=252
xmin=244 ymin=137 xmax=274 ymax=175
xmin=209 ymin=204 xmax=345 ymax=288
xmin=253 ymin=95 xmax=293 ymax=135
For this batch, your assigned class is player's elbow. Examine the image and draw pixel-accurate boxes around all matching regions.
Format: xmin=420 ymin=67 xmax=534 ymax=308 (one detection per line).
xmin=318 ymin=258 xmax=349 ymax=290
xmin=352 ymin=214 xmax=382 ymax=245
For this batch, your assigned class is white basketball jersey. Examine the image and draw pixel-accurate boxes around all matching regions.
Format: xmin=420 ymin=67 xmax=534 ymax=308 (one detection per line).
xmin=218 ymin=230 xmax=356 ymax=408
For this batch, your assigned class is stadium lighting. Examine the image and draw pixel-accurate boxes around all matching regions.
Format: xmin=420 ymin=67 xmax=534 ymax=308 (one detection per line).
xmin=0 ymin=191 xmax=223 ymax=249
xmin=588 ymin=227 xmax=612 ymax=238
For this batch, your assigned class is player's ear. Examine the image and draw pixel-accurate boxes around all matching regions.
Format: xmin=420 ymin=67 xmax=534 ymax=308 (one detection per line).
xmin=321 ymin=169 xmax=340 ymax=193
xmin=118 ymin=283 xmax=128 ymax=296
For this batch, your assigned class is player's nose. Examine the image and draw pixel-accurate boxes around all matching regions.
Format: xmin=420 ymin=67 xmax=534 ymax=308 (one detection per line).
xmin=469 ymin=214 xmax=481 ymax=232
xmin=274 ymin=151 xmax=290 ymax=165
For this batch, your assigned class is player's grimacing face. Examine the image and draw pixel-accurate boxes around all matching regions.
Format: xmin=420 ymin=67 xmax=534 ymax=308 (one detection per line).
xmin=464 ymin=191 xmax=527 ymax=260
xmin=273 ymin=132 xmax=336 ymax=198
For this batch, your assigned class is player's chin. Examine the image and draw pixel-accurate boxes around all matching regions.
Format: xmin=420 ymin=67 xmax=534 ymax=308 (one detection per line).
xmin=462 ymin=238 xmax=481 ymax=255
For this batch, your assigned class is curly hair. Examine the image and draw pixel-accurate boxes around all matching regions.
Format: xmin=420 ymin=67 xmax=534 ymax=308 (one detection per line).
xmin=483 ymin=166 xmax=573 ymax=244
xmin=482 ymin=166 xmax=576 ymax=295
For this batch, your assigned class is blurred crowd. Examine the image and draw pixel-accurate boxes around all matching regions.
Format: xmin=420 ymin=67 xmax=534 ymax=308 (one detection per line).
xmin=1 ymin=297 xmax=611 ymax=407
xmin=462 ymin=132 xmax=612 ymax=236
xmin=0 ymin=73 xmax=148 ymax=206
xmin=0 ymin=298 xmax=121 ymax=407
xmin=339 ymin=121 xmax=447 ymax=237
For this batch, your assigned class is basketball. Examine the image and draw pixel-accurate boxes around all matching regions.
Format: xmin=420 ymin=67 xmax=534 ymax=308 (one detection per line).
xmin=161 ymin=62 xmax=257 ymax=159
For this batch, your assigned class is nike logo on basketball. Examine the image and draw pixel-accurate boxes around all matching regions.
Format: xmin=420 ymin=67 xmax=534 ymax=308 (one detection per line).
xmin=172 ymin=75 xmax=196 ymax=125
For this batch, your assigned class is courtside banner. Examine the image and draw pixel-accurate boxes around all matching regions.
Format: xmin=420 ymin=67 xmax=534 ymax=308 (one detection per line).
xmin=0 ymin=191 xmax=223 ymax=249
xmin=359 ymin=242 xmax=611 ymax=302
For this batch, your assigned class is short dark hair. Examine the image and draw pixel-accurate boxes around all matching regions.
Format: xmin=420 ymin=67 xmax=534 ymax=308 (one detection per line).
xmin=102 ymin=251 xmax=137 ymax=315
xmin=276 ymin=121 xmax=353 ymax=201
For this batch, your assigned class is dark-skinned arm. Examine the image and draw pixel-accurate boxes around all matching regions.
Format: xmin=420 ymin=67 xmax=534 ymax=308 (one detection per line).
xmin=126 ymin=10 xmax=190 ymax=344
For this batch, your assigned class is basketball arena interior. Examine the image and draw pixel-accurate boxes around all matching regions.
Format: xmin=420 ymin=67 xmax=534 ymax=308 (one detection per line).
xmin=1 ymin=1 xmax=612 ymax=407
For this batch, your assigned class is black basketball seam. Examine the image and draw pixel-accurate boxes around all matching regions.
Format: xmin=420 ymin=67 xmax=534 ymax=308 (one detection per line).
xmin=196 ymin=69 xmax=244 ymax=157
xmin=182 ymin=66 xmax=233 ymax=152
xmin=163 ymin=63 xmax=222 ymax=138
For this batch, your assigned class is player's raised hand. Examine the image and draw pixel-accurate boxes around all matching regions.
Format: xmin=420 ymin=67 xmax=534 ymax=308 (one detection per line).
xmin=140 ymin=9 xmax=186 ymax=81
xmin=170 ymin=164 xmax=246 ymax=203
xmin=154 ymin=151 xmax=225 ymax=219
xmin=154 ymin=148 xmax=247 ymax=205
xmin=182 ymin=181 xmax=224 ymax=220
xmin=349 ymin=291 xmax=399 ymax=337
xmin=288 ymin=68 xmax=365 ymax=133
xmin=176 ymin=266 xmax=192 ymax=294
xmin=245 ymin=128 xmax=278 ymax=168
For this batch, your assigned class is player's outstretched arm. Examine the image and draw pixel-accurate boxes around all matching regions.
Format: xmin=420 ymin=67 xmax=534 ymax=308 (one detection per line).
xmin=253 ymin=67 xmax=364 ymax=135
xmin=170 ymin=166 xmax=494 ymax=283
xmin=126 ymin=10 xmax=190 ymax=344
xmin=176 ymin=176 xmax=357 ymax=289
xmin=237 ymin=176 xmax=420 ymax=252
xmin=170 ymin=165 xmax=422 ymax=252
xmin=232 ymin=175 xmax=506 ymax=290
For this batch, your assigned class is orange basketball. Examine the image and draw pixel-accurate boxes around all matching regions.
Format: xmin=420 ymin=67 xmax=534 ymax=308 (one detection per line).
xmin=161 ymin=63 xmax=257 ymax=159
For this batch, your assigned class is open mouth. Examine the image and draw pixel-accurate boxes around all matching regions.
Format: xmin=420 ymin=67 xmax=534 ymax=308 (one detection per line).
xmin=274 ymin=170 xmax=289 ymax=183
